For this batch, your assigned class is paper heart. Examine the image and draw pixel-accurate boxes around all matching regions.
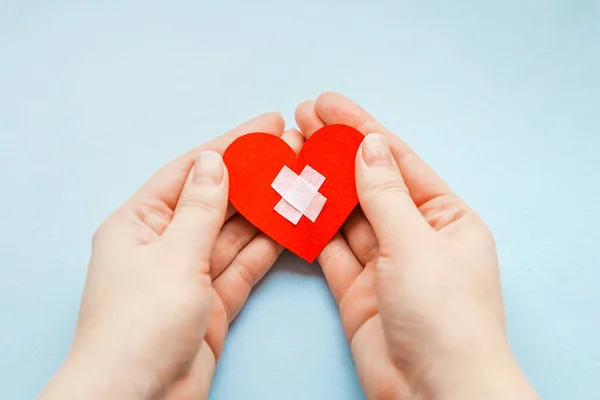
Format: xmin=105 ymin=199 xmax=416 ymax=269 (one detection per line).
xmin=223 ymin=124 xmax=364 ymax=262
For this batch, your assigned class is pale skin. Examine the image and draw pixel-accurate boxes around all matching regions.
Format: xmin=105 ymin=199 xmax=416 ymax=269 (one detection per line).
xmin=39 ymin=93 xmax=539 ymax=400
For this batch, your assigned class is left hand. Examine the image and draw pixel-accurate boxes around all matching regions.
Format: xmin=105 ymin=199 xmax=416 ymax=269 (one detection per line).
xmin=296 ymin=93 xmax=537 ymax=399
xmin=40 ymin=113 xmax=304 ymax=400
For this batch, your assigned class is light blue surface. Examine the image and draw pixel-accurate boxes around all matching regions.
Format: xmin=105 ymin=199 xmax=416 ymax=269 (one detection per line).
xmin=1 ymin=1 xmax=599 ymax=399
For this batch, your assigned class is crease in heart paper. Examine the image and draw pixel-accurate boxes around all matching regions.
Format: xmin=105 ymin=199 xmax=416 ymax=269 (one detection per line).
xmin=223 ymin=124 xmax=364 ymax=263
xmin=271 ymin=165 xmax=327 ymax=224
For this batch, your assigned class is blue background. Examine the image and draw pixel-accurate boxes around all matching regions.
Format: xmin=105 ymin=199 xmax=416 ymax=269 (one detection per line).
xmin=1 ymin=1 xmax=599 ymax=399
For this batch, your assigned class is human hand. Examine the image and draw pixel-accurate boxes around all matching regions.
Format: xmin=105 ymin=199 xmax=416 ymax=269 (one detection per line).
xmin=295 ymin=93 xmax=538 ymax=399
xmin=40 ymin=113 xmax=304 ymax=400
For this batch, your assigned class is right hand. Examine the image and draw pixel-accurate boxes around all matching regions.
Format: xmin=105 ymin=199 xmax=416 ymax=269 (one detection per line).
xmin=295 ymin=92 xmax=538 ymax=399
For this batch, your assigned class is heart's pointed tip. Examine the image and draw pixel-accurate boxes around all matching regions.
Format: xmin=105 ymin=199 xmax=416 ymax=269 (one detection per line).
xmin=294 ymin=249 xmax=319 ymax=264
xmin=304 ymin=256 xmax=317 ymax=264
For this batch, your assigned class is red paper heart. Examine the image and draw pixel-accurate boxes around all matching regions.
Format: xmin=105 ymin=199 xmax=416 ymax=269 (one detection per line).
xmin=223 ymin=124 xmax=364 ymax=263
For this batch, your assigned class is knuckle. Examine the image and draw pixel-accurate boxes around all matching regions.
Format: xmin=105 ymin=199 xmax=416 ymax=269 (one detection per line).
xmin=226 ymin=238 xmax=281 ymax=290
xmin=362 ymin=243 xmax=380 ymax=266
xmin=211 ymin=224 xmax=254 ymax=272
xmin=91 ymin=224 xmax=106 ymax=248
xmin=131 ymin=196 xmax=174 ymax=234
xmin=370 ymin=378 xmax=405 ymax=400
xmin=473 ymin=218 xmax=497 ymax=252
xmin=177 ymin=191 xmax=220 ymax=217
xmin=91 ymin=211 xmax=119 ymax=249
xmin=222 ymin=298 xmax=236 ymax=325
xmin=222 ymin=229 xmax=244 ymax=251
xmin=220 ymin=218 xmax=253 ymax=248
xmin=134 ymin=196 xmax=173 ymax=222
xmin=376 ymin=237 xmax=399 ymax=260
xmin=320 ymin=250 xmax=344 ymax=272
xmin=362 ymin=177 xmax=410 ymax=205
xmin=229 ymin=258 xmax=258 ymax=289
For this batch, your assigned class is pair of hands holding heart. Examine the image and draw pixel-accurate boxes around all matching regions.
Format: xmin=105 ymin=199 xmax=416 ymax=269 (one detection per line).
xmin=40 ymin=93 xmax=538 ymax=400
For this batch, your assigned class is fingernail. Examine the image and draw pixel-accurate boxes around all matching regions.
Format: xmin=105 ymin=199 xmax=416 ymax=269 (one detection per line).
xmin=194 ymin=151 xmax=224 ymax=185
xmin=362 ymin=134 xmax=391 ymax=166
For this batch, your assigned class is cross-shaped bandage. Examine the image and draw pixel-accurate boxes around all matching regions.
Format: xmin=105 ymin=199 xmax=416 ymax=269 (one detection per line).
xmin=271 ymin=165 xmax=327 ymax=225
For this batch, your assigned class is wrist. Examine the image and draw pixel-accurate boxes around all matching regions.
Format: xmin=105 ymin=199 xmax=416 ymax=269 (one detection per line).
xmin=419 ymin=341 xmax=538 ymax=400
xmin=56 ymin=318 xmax=177 ymax=400
xmin=59 ymin=349 xmax=158 ymax=399
xmin=39 ymin=355 xmax=152 ymax=400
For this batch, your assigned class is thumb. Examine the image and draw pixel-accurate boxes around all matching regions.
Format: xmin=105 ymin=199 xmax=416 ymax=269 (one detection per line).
xmin=163 ymin=151 xmax=229 ymax=268
xmin=356 ymin=134 xmax=430 ymax=251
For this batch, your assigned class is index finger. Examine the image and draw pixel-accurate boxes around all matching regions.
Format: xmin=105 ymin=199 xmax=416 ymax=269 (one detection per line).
xmin=313 ymin=92 xmax=454 ymax=208
xmin=131 ymin=112 xmax=285 ymax=210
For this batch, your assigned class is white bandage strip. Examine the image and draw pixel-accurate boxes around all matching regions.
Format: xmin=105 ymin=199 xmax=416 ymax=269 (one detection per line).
xmin=273 ymin=198 xmax=303 ymax=224
xmin=299 ymin=165 xmax=326 ymax=190
xmin=304 ymin=191 xmax=327 ymax=222
xmin=271 ymin=166 xmax=298 ymax=197
xmin=286 ymin=176 xmax=317 ymax=213
xmin=271 ymin=165 xmax=327 ymax=225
